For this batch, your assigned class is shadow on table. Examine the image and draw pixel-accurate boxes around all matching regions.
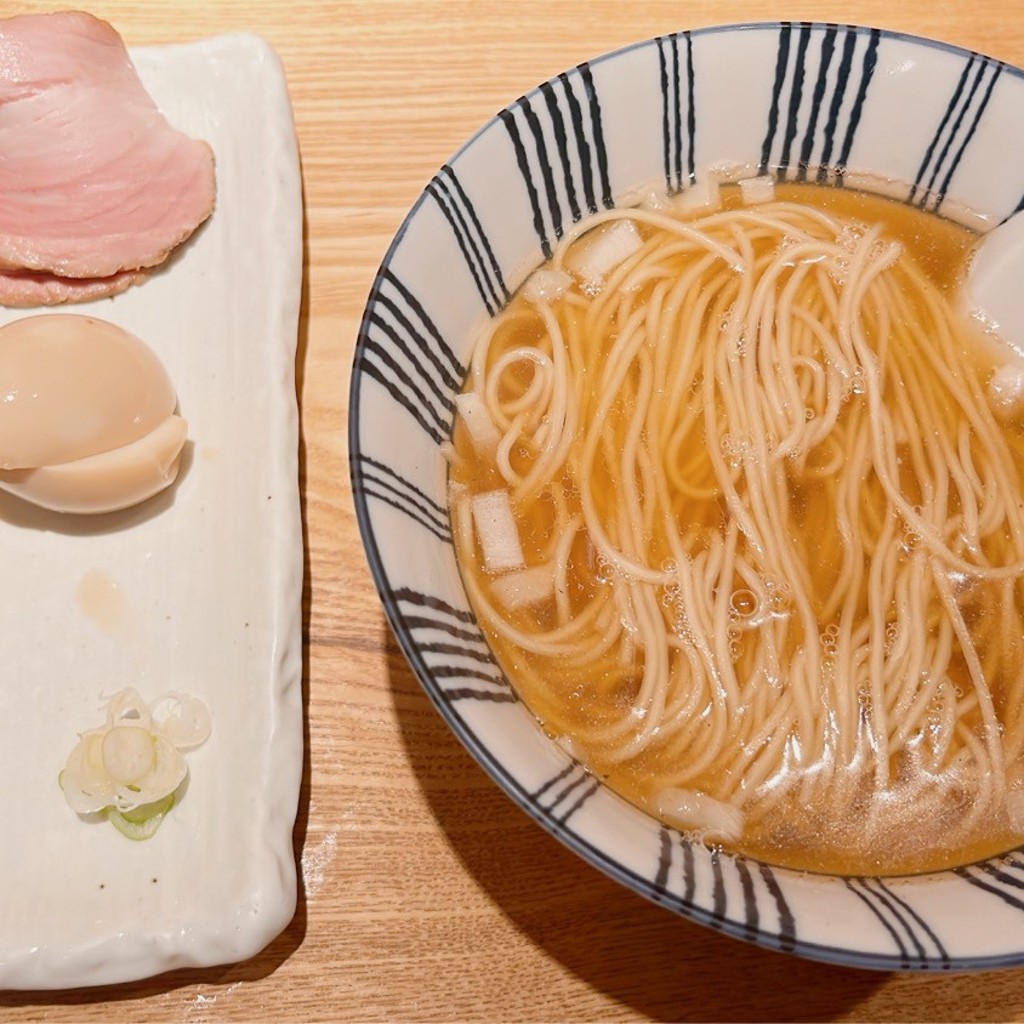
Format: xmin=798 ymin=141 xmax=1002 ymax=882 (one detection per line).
xmin=385 ymin=633 xmax=1024 ymax=1024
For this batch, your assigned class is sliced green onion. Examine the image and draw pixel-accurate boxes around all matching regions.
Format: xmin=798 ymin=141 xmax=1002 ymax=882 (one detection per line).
xmin=60 ymin=688 xmax=210 ymax=837
xmin=105 ymin=793 xmax=176 ymax=841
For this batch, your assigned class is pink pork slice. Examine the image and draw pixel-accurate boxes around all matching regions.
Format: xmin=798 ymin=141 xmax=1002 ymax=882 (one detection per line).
xmin=0 ymin=11 xmax=216 ymax=285
xmin=0 ymin=268 xmax=147 ymax=308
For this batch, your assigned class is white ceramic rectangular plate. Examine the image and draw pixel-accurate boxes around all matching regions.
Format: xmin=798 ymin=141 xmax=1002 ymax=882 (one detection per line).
xmin=0 ymin=33 xmax=304 ymax=990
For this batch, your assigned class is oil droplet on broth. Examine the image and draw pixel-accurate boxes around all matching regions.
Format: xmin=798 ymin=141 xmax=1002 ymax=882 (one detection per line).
xmin=76 ymin=568 xmax=126 ymax=633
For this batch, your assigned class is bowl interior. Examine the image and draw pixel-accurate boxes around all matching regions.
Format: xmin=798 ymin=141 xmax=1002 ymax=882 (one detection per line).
xmin=351 ymin=21 xmax=1024 ymax=970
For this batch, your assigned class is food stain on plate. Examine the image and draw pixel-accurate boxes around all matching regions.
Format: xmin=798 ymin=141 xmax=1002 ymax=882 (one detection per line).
xmin=76 ymin=568 xmax=127 ymax=634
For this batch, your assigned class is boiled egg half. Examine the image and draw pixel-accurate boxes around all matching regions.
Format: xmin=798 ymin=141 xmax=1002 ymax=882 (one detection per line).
xmin=0 ymin=314 xmax=187 ymax=514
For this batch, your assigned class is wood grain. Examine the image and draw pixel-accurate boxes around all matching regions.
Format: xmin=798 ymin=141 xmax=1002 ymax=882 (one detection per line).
xmin=4 ymin=1 xmax=1024 ymax=1019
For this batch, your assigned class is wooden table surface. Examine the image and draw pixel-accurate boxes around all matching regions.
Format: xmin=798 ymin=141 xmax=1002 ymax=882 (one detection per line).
xmin=3 ymin=1 xmax=1024 ymax=1020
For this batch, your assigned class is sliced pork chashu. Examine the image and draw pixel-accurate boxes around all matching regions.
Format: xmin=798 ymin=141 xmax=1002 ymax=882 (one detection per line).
xmin=0 ymin=11 xmax=215 ymax=291
xmin=0 ymin=268 xmax=146 ymax=308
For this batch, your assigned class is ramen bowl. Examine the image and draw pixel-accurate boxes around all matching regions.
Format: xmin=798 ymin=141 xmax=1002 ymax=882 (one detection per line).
xmin=350 ymin=22 xmax=1024 ymax=970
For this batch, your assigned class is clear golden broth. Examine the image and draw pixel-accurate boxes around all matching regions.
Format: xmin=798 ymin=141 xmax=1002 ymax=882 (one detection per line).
xmin=451 ymin=183 xmax=1024 ymax=876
